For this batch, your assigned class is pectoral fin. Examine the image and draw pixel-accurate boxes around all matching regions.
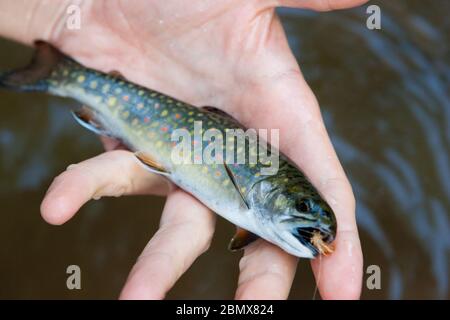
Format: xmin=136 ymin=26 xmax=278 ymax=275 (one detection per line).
xmin=228 ymin=227 xmax=259 ymax=251
xmin=135 ymin=151 xmax=170 ymax=176
xmin=200 ymin=106 xmax=241 ymax=126
xmin=224 ymin=163 xmax=250 ymax=210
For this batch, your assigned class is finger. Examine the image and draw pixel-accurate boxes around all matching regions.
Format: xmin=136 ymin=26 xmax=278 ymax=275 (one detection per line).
xmin=119 ymin=190 xmax=215 ymax=300
xmin=249 ymin=78 xmax=362 ymax=298
xmin=41 ymin=150 xmax=170 ymax=225
xmin=279 ymin=0 xmax=369 ymax=11
xmin=272 ymin=77 xmax=363 ymax=299
xmin=235 ymin=240 xmax=298 ymax=300
xmin=235 ymin=49 xmax=363 ymax=298
xmin=100 ymin=136 xmax=127 ymax=151
xmin=309 ymin=178 xmax=362 ymax=299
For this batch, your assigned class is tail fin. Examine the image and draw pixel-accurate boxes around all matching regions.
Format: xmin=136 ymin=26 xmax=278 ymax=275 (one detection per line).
xmin=0 ymin=41 xmax=66 ymax=92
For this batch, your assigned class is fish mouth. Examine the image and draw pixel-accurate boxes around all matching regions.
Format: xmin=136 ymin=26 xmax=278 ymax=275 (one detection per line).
xmin=293 ymin=227 xmax=335 ymax=257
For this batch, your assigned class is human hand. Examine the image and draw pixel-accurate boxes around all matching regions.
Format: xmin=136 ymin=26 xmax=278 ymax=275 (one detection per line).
xmin=3 ymin=0 xmax=365 ymax=299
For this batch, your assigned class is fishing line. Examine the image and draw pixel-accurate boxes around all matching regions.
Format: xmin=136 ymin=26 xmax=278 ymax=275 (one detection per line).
xmin=312 ymin=254 xmax=322 ymax=300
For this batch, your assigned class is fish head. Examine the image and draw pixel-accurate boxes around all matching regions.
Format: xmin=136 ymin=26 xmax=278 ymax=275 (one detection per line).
xmin=274 ymin=194 xmax=337 ymax=258
xmin=252 ymin=180 xmax=337 ymax=258
xmin=286 ymin=195 xmax=337 ymax=257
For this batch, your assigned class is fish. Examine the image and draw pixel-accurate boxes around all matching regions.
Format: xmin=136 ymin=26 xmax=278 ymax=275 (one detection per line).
xmin=0 ymin=41 xmax=336 ymax=258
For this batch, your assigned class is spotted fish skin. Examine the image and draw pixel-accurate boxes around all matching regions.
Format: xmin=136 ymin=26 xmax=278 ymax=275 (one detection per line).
xmin=0 ymin=41 xmax=337 ymax=258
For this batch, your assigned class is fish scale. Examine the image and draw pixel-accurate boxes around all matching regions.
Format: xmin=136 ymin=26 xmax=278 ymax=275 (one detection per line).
xmin=54 ymin=57 xmax=251 ymax=217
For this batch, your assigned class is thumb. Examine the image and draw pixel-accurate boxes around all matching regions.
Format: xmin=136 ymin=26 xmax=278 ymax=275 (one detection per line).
xmin=278 ymin=0 xmax=369 ymax=11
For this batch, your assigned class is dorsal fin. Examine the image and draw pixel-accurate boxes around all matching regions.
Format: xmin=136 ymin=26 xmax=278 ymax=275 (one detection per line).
xmin=200 ymin=106 xmax=241 ymax=124
xmin=108 ymin=70 xmax=126 ymax=80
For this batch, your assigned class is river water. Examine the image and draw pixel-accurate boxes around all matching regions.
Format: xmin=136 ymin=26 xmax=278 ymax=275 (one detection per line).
xmin=0 ymin=0 xmax=448 ymax=299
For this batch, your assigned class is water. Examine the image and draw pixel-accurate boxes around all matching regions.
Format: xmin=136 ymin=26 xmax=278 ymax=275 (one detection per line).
xmin=0 ymin=0 xmax=448 ymax=299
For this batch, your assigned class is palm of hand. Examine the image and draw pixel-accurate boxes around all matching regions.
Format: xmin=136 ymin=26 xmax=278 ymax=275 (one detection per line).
xmin=40 ymin=0 xmax=363 ymax=299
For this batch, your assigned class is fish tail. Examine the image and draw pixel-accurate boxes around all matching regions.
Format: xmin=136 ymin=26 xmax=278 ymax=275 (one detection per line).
xmin=0 ymin=40 xmax=70 ymax=92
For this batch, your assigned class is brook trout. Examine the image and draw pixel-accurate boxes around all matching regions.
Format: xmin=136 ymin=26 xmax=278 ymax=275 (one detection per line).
xmin=0 ymin=41 xmax=336 ymax=258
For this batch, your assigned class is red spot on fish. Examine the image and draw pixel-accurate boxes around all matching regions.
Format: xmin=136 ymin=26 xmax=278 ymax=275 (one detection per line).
xmin=144 ymin=117 xmax=150 ymax=123
xmin=161 ymin=126 xmax=168 ymax=132
xmin=123 ymin=95 xmax=129 ymax=101
xmin=175 ymin=113 xmax=181 ymax=119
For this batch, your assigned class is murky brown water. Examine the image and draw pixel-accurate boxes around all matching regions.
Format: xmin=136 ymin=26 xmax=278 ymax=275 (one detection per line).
xmin=0 ymin=0 xmax=448 ymax=299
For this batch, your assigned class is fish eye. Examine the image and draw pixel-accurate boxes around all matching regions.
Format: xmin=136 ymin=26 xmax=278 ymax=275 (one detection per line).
xmin=296 ymin=199 xmax=310 ymax=212
xmin=320 ymin=210 xmax=330 ymax=217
